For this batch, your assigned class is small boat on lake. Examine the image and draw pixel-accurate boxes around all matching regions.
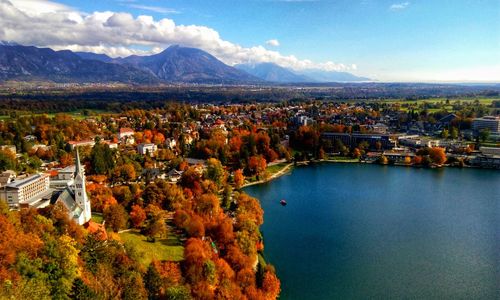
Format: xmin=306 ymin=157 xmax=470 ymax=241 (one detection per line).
xmin=280 ymin=199 xmax=287 ymax=206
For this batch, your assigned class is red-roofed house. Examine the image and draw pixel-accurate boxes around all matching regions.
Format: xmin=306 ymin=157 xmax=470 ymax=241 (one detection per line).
xmin=119 ymin=128 xmax=135 ymax=140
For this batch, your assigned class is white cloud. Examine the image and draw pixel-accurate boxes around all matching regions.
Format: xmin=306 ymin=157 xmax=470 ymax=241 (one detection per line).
xmin=9 ymin=0 xmax=71 ymax=15
xmin=266 ymin=39 xmax=280 ymax=47
xmin=127 ymin=4 xmax=179 ymax=14
xmin=0 ymin=0 xmax=354 ymax=72
xmin=390 ymin=2 xmax=410 ymax=11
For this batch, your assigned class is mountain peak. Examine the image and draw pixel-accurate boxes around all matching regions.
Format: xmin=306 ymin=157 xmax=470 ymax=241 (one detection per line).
xmin=120 ymin=45 xmax=261 ymax=84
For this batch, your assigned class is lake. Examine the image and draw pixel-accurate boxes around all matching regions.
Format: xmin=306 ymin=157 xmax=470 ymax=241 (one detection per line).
xmin=244 ymin=164 xmax=500 ymax=299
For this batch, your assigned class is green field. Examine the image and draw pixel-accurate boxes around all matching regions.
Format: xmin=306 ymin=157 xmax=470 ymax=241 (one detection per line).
xmin=266 ymin=163 xmax=290 ymax=176
xmin=91 ymin=213 xmax=104 ymax=224
xmin=379 ymin=97 xmax=497 ymax=105
xmin=119 ymin=230 xmax=184 ymax=266
xmin=0 ymin=109 xmax=115 ymax=120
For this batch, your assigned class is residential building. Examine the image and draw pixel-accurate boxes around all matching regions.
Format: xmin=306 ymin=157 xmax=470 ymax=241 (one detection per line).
xmin=137 ymin=143 xmax=158 ymax=156
xmin=167 ymin=169 xmax=184 ymax=183
xmin=119 ymin=128 xmax=135 ymax=140
xmin=102 ymin=140 xmax=118 ymax=149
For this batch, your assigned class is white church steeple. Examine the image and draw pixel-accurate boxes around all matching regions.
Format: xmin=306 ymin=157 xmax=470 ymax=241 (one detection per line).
xmin=73 ymin=148 xmax=91 ymax=224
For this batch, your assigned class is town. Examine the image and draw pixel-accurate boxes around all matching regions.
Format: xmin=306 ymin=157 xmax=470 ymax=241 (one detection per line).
xmin=0 ymin=97 xmax=498 ymax=299
xmin=1 ymin=99 xmax=499 ymax=210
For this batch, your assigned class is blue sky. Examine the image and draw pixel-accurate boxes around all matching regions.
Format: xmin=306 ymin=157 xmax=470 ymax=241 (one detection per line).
xmin=1 ymin=0 xmax=499 ymax=81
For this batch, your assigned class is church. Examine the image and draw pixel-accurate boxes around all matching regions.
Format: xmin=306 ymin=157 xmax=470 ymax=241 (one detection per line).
xmin=53 ymin=148 xmax=92 ymax=225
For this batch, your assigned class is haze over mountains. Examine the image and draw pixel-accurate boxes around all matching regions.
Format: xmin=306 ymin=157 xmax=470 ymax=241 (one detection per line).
xmin=235 ymin=63 xmax=370 ymax=83
xmin=0 ymin=43 xmax=369 ymax=84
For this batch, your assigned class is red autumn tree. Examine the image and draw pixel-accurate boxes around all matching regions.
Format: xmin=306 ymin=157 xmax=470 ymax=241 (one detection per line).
xmin=130 ymin=205 xmax=146 ymax=228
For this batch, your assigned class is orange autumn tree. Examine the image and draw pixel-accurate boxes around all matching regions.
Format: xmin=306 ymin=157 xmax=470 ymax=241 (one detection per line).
xmin=87 ymin=183 xmax=117 ymax=212
xmin=234 ymin=169 xmax=245 ymax=189
xmin=247 ymin=155 xmax=267 ymax=179
xmin=428 ymin=147 xmax=447 ymax=165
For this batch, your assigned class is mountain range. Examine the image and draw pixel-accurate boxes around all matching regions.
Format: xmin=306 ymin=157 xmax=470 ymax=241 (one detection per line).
xmin=235 ymin=63 xmax=369 ymax=83
xmin=0 ymin=43 xmax=369 ymax=84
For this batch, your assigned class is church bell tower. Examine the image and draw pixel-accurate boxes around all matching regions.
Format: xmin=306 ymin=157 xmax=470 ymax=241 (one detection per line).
xmin=74 ymin=148 xmax=91 ymax=224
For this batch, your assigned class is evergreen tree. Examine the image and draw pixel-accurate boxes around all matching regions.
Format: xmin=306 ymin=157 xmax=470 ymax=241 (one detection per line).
xmin=70 ymin=278 xmax=97 ymax=300
xmin=144 ymin=263 xmax=162 ymax=300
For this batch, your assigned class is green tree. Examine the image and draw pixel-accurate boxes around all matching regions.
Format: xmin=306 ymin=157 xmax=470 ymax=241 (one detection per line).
xmin=441 ymin=128 xmax=449 ymax=139
xmin=479 ymin=128 xmax=490 ymax=143
xmin=144 ymin=263 xmax=162 ymax=300
xmin=222 ymin=184 xmax=233 ymax=210
xmin=42 ymin=235 xmax=80 ymax=299
xmin=205 ymin=158 xmax=225 ymax=188
xmin=90 ymin=143 xmax=115 ymax=175
xmin=450 ymin=127 xmax=459 ymax=139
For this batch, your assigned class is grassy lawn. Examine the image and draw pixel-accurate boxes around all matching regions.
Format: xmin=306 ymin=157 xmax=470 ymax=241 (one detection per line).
xmin=119 ymin=230 xmax=184 ymax=266
xmin=266 ymin=163 xmax=289 ymax=176
xmin=328 ymin=156 xmax=359 ymax=162
xmin=91 ymin=214 xmax=104 ymax=224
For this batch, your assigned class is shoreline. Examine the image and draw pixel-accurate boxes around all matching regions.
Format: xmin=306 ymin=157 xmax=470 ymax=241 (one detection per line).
xmin=242 ymin=162 xmax=294 ymax=188
xmin=241 ymin=158 xmax=496 ymax=190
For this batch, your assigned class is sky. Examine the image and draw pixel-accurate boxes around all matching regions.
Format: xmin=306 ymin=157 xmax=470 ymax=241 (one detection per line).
xmin=0 ymin=0 xmax=499 ymax=82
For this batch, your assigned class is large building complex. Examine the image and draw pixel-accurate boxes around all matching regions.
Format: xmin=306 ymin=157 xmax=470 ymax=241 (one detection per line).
xmin=321 ymin=132 xmax=398 ymax=151
xmin=472 ymin=116 xmax=500 ymax=133
xmin=0 ymin=173 xmax=51 ymax=209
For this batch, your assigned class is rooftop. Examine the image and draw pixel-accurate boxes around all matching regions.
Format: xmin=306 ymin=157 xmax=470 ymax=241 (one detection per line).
xmin=7 ymin=173 xmax=47 ymax=189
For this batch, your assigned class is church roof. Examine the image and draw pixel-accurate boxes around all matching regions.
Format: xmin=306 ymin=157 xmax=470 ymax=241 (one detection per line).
xmin=53 ymin=188 xmax=83 ymax=220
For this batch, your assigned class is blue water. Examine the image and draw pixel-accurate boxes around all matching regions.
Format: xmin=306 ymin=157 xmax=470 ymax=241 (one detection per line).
xmin=245 ymin=164 xmax=500 ymax=299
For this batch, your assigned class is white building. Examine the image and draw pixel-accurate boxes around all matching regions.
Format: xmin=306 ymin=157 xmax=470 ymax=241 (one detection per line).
xmin=0 ymin=173 xmax=51 ymax=209
xmin=137 ymin=143 xmax=158 ymax=156
xmin=49 ymin=165 xmax=77 ymax=190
